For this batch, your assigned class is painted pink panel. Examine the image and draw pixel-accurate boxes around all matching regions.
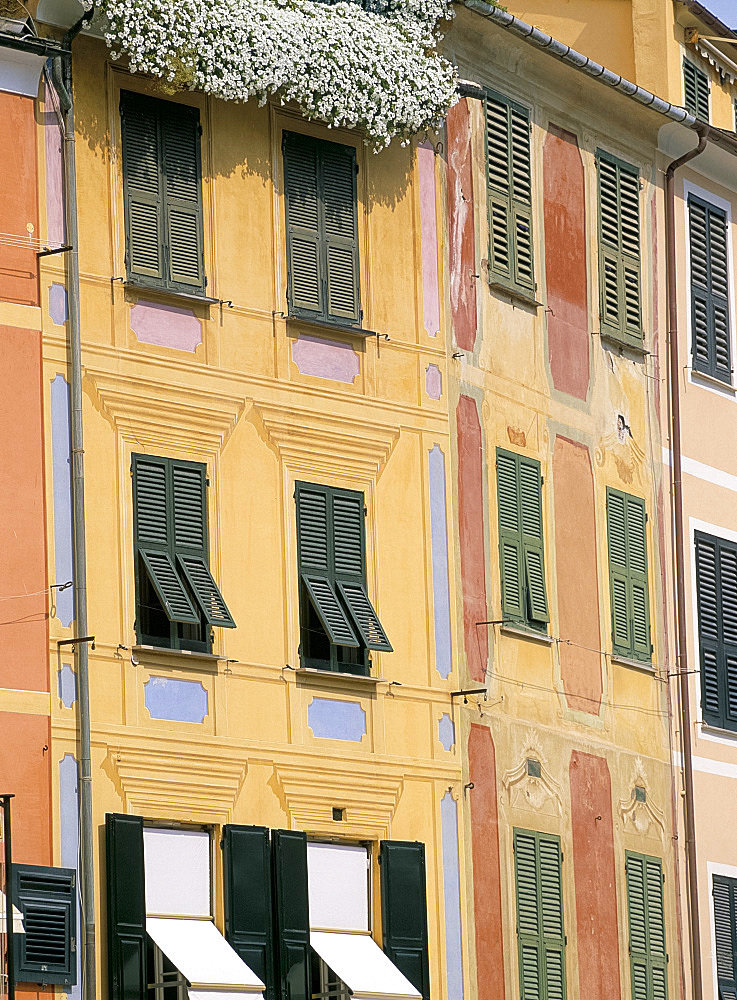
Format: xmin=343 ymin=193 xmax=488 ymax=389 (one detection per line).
xmin=457 ymin=395 xmax=487 ymax=682
xmin=130 ymin=300 xmax=202 ymax=352
xmin=418 ymin=141 xmax=440 ymax=338
xmin=446 ymin=100 xmax=476 ymax=353
xmin=44 ymin=81 xmax=65 ymax=249
xmin=292 ymin=334 xmax=359 ymax=383
xmin=425 ymin=364 xmax=442 ymax=400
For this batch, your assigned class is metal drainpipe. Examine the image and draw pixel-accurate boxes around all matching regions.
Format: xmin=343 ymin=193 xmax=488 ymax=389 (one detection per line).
xmin=665 ymin=126 xmax=708 ymax=1000
xmin=51 ymin=13 xmax=96 ymax=1000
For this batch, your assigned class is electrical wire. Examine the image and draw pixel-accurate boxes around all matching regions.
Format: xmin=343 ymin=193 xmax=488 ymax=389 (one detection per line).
xmin=0 ymin=581 xmax=71 ymax=602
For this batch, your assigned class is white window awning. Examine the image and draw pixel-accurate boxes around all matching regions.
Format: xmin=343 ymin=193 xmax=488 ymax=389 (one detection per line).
xmin=310 ymin=932 xmax=421 ymax=1000
xmin=0 ymin=890 xmax=25 ymax=934
xmin=147 ymin=917 xmax=264 ymax=996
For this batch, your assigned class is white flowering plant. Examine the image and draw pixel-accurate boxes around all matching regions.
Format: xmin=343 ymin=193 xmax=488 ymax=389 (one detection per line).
xmin=83 ymin=0 xmax=467 ymax=147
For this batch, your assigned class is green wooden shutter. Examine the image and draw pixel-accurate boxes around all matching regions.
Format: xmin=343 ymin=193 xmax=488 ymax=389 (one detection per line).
xmin=607 ymin=489 xmax=650 ymax=661
xmin=162 ymin=103 xmax=205 ymax=293
xmin=11 ymin=864 xmax=76 ymax=986
xmin=684 ymin=59 xmax=710 ymax=120
xmin=696 ymin=532 xmax=737 ymax=733
xmin=322 ymin=142 xmax=360 ymax=324
xmin=223 ymin=825 xmax=275 ymax=1000
xmin=497 ymin=449 xmax=524 ymax=622
xmin=379 ymin=841 xmax=431 ymax=1000
xmin=121 ymin=92 xmax=164 ymax=284
xmin=713 ymin=876 xmax=737 ymax=1000
xmin=626 ymin=496 xmax=651 ymax=661
xmin=689 ymin=195 xmax=731 ymax=383
xmin=519 ymin=457 xmax=549 ymax=624
xmin=598 ymin=152 xmax=642 ymax=347
xmin=106 ymin=813 xmax=146 ymax=1000
xmin=626 ymin=853 xmax=668 ymax=1000
xmin=272 ymin=830 xmax=311 ymax=1000
xmin=514 ymin=830 xmax=566 ymax=1000
xmin=284 ymin=133 xmax=324 ymax=318
xmin=485 ymin=90 xmax=534 ymax=296
xmin=497 ymin=450 xmax=548 ymax=628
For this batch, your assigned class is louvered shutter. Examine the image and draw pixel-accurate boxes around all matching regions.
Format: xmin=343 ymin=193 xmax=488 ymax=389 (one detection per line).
xmin=684 ymin=59 xmax=710 ymax=120
xmin=713 ymin=876 xmax=737 ymax=1000
xmin=514 ymin=831 xmax=542 ymax=1000
xmin=11 ymin=865 xmax=76 ymax=986
xmin=162 ymin=104 xmax=205 ymax=293
xmin=106 ymin=814 xmax=146 ymax=1000
xmin=626 ymin=496 xmax=651 ymax=661
xmin=696 ymin=532 xmax=737 ymax=732
xmin=284 ymin=133 xmax=323 ymax=318
xmin=379 ymin=841 xmax=431 ymax=1000
xmin=538 ymin=837 xmax=565 ymax=1000
xmin=626 ymin=853 xmax=668 ymax=1000
xmin=497 ymin=450 xmax=524 ymax=622
xmin=322 ymin=142 xmax=360 ymax=324
xmin=272 ymin=830 xmax=311 ymax=1000
xmin=223 ymin=826 xmax=275 ymax=1000
xmin=497 ymin=450 xmax=548 ymax=628
xmin=485 ymin=90 xmax=534 ymax=296
xmin=519 ymin=458 xmax=549 ymax=624
xmin=598 ymin=152 xmax=642 ymax=347
xmin=607 ymin=489 xmax=651 ymax=661
xmin=514 ymin=830 xmax=566 ymax=1000
xmin=689 ymin=196 xmax=732 ymax=383
xmin=132 ymin=456 xmax=199 ymax=625
xmin=121 ymin=93 xmax=164 ymax=284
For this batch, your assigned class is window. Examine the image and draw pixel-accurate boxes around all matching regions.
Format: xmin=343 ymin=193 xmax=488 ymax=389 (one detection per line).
xmin=295 ymin=481 xmax=391 ymax=674
xmin=695 ymin=531 xmax=737 ymax=733
xmin=606 ymin=488 xmax=651 ymax=663
xmin=689 ymin=194 xmax=732 ymax=382
xmin=496 ymin=449 xmax=549 ymax=630
xmin=120 ymin=91 xmax=205 ymax=296
xmin=10 ymin=864 xmax=77 ymax=987
xmin=713 ymin=874 xmax=737 ymax=998
xmin=282 ymin=131 xmax=360 ymax=327
xmin=683 ymin=59 xmax=710 ymax=120
xmin=132 ymin=454 xmax=235 ymax=652
xmin=485 ymin=90 xmax=534 ymax=297
xmin=625 ymin=852 xmax=668 ymax=1000
xmin=513 ymin=829 xmax=566 ymax=1000
xmin=597 ymin=151 xmax=643 ymax=347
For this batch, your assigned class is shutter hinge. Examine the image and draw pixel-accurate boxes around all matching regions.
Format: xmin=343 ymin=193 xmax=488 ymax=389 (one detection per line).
xmin=355 ymin=162 xmax=359 ymax=175
xmin=198 ymin=124 xmax=203 ymax=137
xmin=205 ymin=477 xmax=210 ymax=487
xmin=364 ymin=507 xmax=368 ymax=517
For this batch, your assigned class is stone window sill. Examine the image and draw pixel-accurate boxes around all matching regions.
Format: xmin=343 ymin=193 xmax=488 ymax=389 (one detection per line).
xmin=609 ymin=652 xmax=654 ymax=673
xmin=294 ymin=666 xmax=386 ymax=693
xmin=286 ymin=314 xmax=377 ymax=340
xmin=688 ymin=368 xmax=737 ymax=395
xmin=488 ymin=279 xmax=542 ymax=309
xmin=132 ymin=644 xmax=221 ymax=672
xmin=122 ymin=280 xmax=219 ymax=308
xmin=500 ymin=624 xmax=554 ymax=646
xmin=598 ymin=332 xmax=649 ymax=358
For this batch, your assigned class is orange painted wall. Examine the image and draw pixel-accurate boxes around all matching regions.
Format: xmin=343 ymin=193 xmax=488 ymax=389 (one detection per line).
xmin=0 ymin=326 xmax=49 ymax=692
xmin=468 ymin=724 xmax=505 ymax=1000
xmin=0 ymin=94 xmax=38 ymax=307
xmin=569 ymin=751 xmax=621 ymax=999
xmin=0 ymin=714 xmax=51 ymax=866
xmin=457 ymin=396 xmax=488 ymax=682
xmin=553 ymin=436 xmax=602 ymax=713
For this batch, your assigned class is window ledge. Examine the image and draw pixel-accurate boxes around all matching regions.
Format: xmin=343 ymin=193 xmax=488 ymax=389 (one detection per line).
xmin=698 ymin=722 xmax=737 ymax=742
xmin=488 ymin=279 xmax=542 ymax=309
xmin=123 ymin=281 xmax=219 ymax=308
xmin=286 ymin=314 xmax=377 ymax=340
xmin=132 ymin=645 xmax=222 ymax=671
xmin=295 ymin=666 xmax=386 ymax=693
xmin=598 ymin=332 xmax=649 ymax=358
xmin=609 ymin=652 xmax=654 ymax=673
xmin=500 ymin=624 xmax=554 ymax=645
xmin=688 ymin=368 xmax=736 ymax=394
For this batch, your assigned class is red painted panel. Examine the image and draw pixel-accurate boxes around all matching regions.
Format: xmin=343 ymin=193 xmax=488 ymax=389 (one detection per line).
xmin=0 ymin=326 xmax=48 ymax=692
xmin=553 ymin=436 xmax=602 ymax=713
xmin=569 ymin=751 xmax=620 ymax=1000
xmin=0 ymin=713 xmax=52 ymax=866
xmin=469 ymin=725 xmax=505 ymax=1000
xmin=457 ymin=395 xmax=487 ymax=682
xmin=446 ymin=99 xmax=476 ymax=352
xmin=0 ymin=93 xmax=38 ymax=306
xmin=543 ymin=125 xmax=588 ymax=400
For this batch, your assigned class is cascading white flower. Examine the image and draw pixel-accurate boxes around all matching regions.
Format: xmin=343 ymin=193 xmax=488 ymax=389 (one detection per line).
xmin=81 ymin=0 xmax=464 ymax=147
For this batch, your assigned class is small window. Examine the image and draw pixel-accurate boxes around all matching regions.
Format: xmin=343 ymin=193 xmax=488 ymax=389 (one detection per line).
xmin=485 ymin=89 xmax=534 ymax=297
xmin=283 ymin=131 xmax=360 ymax=327
xmin=713 ymin=874 xmax=737 ymax=998
xmin=606 ymin=488 xmax=651 ymax=663
xmin=132 ymin=454 xmax=235 ymax=652
xmin=11 ymin=864 xmax=77 ymax=986
xmin=688 ymin=194 xmax=732 ymax=383
xmin=120 ymin=91 xmax=206 ymax=295
xmin=695 ymin=531 xmax=737 ymax=733
xmin=295 ymin=481 xmax=391 ymax=674
xmin=513 ymin=829 xmax=566 ymax=1000
xmin=496 ymin=449 xmax=549 ymax=631
xmin=683 ymin=58 xmax=710 ymax=120
xmin=597 ymin=151 xmax=643 ymax=347
xmin=624 ymin=852 xmax=668 ymax=1000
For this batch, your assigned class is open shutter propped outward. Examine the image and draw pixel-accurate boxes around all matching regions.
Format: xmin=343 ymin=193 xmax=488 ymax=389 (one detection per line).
xmin=106 ymin=813 xmax=146 ymax=1000
xmin=713 ymin=876 xmax=737 ymax=1000
xmin=272 ymin=831 xmax=311 ymax=1000
xmin=689 ymin=195 xmax=732 ymax=383
xmin=379 ymin=841 xmax=430 ymax=1000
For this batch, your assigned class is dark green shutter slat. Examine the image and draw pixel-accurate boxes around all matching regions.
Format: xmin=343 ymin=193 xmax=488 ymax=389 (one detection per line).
xmin=379 ymin=841 xmax=430 ymax=1000
xmin=121 ymin=94 xmax=164 ymax=282
xmin=519 ymin=458 xmax=548 ymax=623
xmin=106 ymin=813 xmax=146 ymax=1000
xmin=284 ymin=133 xmax=323 ymax=317
xmin=497 ymin=449 xmax=524 ymax=621
xmin=11 ymin=864 xmax=76 ymax=986
xmin=223 ymin=825 xmax=275 ymax=1000
xmin=140 ymin=549 xmax=200 ymax=624
xmin=172 ymin=463 xmax=207 ymax=552
xmin=607 ymin=489 xmax=650 ymax=661
xmin=303 ymin=575 xmax=360 ymax=646
xmin=177 ymin=553 xmax=236 ymax=628
xmin=627 ymin=496 xmax=651 ymax=660
xmin=133 ymin=456 xmax=169 ymax=550
xmin=598 ymin=152 xmax=642 ymax=345
xmin=162 ymin=105 xmax=204 ymax=291
xmin=689 ymin=195 xmax=731 ymax=382
xmin=332 ymin=491 xmax=364 ymax=580
xmin=498 ymin=450 xmax=547 ymax=627
xmin=323 ymin=143 xmax=359 ymax=323
xmin=337 ymin=581 xmax=393 ymax=651
xmin=684 ymin=59 xmax=710 ymax=119
xmin=272 ymin=830 xmax=311 ymax=1000
xmin=713 ymin=876 xmax=737 ymax=1000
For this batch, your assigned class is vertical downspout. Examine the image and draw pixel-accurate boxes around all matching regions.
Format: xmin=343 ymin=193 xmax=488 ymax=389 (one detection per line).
xmin=52 ymin=13 xmax=95 ymax=1000
xmin=665 ymin=127 xmax=707 ymax=1000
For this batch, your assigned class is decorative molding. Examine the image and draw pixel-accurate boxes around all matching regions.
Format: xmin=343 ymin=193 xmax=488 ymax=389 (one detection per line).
xmin=274 ymin=761 xmax=403 ymax=838
xmin=105 ymin=745 xmax=247 ymax=824
xmin=618 ymin=757 xmax=665 ymax=836
xmin=502 ymin=729 xmax=563 ymax=817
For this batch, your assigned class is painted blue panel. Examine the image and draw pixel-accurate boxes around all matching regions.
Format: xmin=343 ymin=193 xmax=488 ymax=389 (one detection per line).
xmin=144 ymin=676 xmax=208 ymax=723
xmin=49 ymin=283 xmax=68 ymax=325
xmin=59 ymin=754 xmax=81 ymax=1000
xmin=50 ymin=375 xmax=74 ymax=627
xmin=441 ymin=792 xmax=464 ymax=1000
xmin=57 ymin=663 xmax=77 ymax=708
xmin=429 ymin=445 xmax=452 ymax=678
xmin=308 ymin=697 xmax=366 ymax=742
xmin=438 ymin=713 xmax=455 ymax=752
